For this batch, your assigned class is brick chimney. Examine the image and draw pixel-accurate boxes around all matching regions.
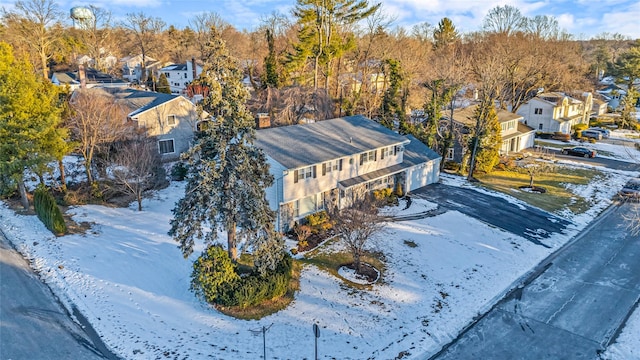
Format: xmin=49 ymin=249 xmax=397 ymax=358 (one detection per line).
xmin=191 ymin=57 xmax=197 ymax=80
xmin=78 ymin=64 xmax=87 ymax=89
xmin=255 ymin=113 xmax=271 ymax=129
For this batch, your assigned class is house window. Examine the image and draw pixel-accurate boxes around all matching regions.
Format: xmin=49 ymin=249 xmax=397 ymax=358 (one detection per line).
xmin=534 ymin=108 xmax=543 ymax=115
xmin=446 ymin=148 xmax=454 ymax=160
xmin=158 ymin=139 xmax=175 ymax=154
xmin=360 ymin=150 xmax=376 ymax=164
xmin=167 ymin=115 xmax=176 ymax=126
xmin=381 ymin=147 xmax=390 ymax=159
xmin=538 ymin=123 xmax=543 ymax=130
xmin=184 ymin=72 xmax=188 ymax=78
xmin=325 ymin=161 xmax=332 ymax=173
xmin=298 ymin=166 xmax=313 ymax=180
xmin=292 ymin=200 xmax=299 ymax=218
xmin=165 ymin=72 xmax=170 ymax=78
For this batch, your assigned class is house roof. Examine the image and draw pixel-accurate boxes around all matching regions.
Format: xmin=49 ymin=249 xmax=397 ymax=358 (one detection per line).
xmin=451 ymin=104 xmax=523 ymax=126
xmin=535 ymin=92 xmax=582 ymax=106
xmin=255 ymin=115 xmax=410 ymax=169
xmin=52 ymin=68 xmax=128 ymax=86
xmin=80 ymin=87 xmax=183 ymax=117
xmin=502 ymin=122 xmax=535 ymax=141
xmin=120 ymin=54 xmax=158 ymax=67
xmin=403 ymin=134 xmax=441 ymax=166
xmin=162 ymin=64 xmax=188 ymax=71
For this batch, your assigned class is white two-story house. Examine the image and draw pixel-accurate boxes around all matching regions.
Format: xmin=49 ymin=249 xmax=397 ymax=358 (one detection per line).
xmin=160 ymin=59 xmax=203 ymax=94
xmin=254 ymin=115 xmax=441 ymax=231
xmin=516 ymin=92 xmax=589 ymax=134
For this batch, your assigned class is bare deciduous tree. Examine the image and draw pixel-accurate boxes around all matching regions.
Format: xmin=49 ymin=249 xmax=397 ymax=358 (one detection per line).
xmin=121 ymin=12 xmax=165 ymax=83
xmin=515 ymin=157 xmax=555 ymax=189
xmin=1 ymin=0 xmax=63 ymax=79
xmin=482 ymin=5 xmax=526 ymax=36
xmin=110 ymin=137 xmax=162 ymax=211
xmin=330 ymin=194 xmax=384 ymax=274
xmin=68 ymin=89 xmax=133 ymax=187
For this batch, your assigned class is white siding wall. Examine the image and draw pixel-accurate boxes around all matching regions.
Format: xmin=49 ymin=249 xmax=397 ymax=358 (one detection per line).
xmin=406 ymin=159 xmax=440 ymax=193
xmin=264 ymin=156 xmax=287 ymax=212
xmin=520 ymin=131 xmax=535 ymax=150
xmin=282 ymin=144 xmax=405 ymax=203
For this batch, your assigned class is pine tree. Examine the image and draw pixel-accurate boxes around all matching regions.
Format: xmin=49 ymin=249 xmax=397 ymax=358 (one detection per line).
xmin=262 ymin=28 xmax=280 ymax=89
xmin=169 ymin=28 xmax=284 ymax=269
xmin=433 ymin=17 xmax=459 ymax=49
xmin=467 ymin=101 xmax=501 ymax=177
xmin=288 ymin=0 xmax=380 ymax=89
xmin=379 ymin=58 xmax=405 ymax=130
xmin=0 ymin=42 xmax=65 ymax=208
xmin=157 ymin=73 xmax=171 ymax=94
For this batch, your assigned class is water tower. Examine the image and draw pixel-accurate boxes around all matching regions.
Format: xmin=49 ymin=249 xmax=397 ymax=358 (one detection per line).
xmin=70 ymin=6 xmax=94 ymax=29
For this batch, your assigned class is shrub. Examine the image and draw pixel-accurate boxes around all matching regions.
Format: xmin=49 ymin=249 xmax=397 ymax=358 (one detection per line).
xmin=190 ymin=245 xmax=240 ymax=303
xmin=217 ymin=255 xmax=293 ymax=309
xmin=572 ymin=124 xmax=588 ymax=132
xmin=443 ymin=160 xmax=461 ymax=172
xmin=34 ymin=186 xmax=67 ymax=235
xmin=170 ymin=162 xmax=188 ymax=181
xmin=304 ymin=210 xmax=332 ymax=234
xmin=373 ymin=188 xmax=397 ymax=206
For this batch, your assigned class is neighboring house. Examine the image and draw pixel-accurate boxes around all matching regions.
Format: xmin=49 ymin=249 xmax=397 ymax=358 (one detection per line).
xmin=51 ymin=68 xmax=129 ymax=91
xmin=254 ymin=115 xmax=441 ymax=231
xmin=597 ymin=83 xmax=626 ymax=110
xmin=446 ymin=104 xmax=535 ymax=161
xmin=120 ymin=54 xmax=165 ymax=84
xmin=160 ymin=59 xmax=203 ymax=94
xmin=591 ymin=97 xmax=609 ymax=116
xmin=88 ymin=87 xmax=206 ymax=159
xmin=516 ymin=92 xmax=589 ymax=134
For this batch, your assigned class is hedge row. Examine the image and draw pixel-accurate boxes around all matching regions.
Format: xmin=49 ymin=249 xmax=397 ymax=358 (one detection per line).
xmin=34 ymin=186 xmax=67 ymax=235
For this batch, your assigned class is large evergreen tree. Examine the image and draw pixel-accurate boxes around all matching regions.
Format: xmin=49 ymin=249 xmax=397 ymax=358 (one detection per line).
xmin=0 ymin=42 xmax=66 ymax=208
xmin=467 ymin=101 xmax=501 ymax=178
xmin=612 ymin=39 xmax=640 ymax=88
xmin=169 ymin=28 xmax=283 ymax=269
xmin=288 ymin=0 xmax=380 ymax=89
xmin=379 ymin=58 xmax=405 ymax=129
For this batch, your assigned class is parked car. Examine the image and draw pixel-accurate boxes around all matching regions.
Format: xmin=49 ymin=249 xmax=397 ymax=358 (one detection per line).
xmin=561 ymin=146 xmax=597 ymax=158
xmin=588 ymin=127 xmax=611 ymax=138
xmin=580 ymin=130 xmax=603 ymax=140
xmin=619 ymin=179 xmax=640 ymax=199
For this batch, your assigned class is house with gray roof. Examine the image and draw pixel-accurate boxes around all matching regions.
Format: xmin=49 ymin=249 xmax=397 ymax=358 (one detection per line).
xmin=160 ymin=59 xmax=203 ymax=94
xmin=254 ymin=115 xmax=441 ymax=231
xmin=78 ymin=87 xmax=206 ymax=159
xmin=51 ymin=68 xmax=129 ymax=90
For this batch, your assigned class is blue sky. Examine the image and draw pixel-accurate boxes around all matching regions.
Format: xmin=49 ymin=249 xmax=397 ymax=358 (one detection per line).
xmin=2 ymin=0 xmax=639 ymax=39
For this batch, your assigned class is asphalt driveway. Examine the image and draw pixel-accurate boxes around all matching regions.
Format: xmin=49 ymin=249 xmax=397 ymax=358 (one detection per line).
xmin=411 ymin=183 xmax=571 ymax=247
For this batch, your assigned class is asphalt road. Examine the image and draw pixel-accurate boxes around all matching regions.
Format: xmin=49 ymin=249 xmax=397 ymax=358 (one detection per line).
xmin=546 ymin=147 xmax=640 ymax=171
xmin=0 ymin=234 xmax=115 ymax=360
xmin=429 ymin=202 xmax=640 ymax=360
xmin=411 ymin=183 xmax=571 ymax=247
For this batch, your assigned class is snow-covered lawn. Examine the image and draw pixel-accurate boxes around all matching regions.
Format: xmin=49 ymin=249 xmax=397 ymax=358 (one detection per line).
xmin=1 ymin=159 xmax=638 ymax=359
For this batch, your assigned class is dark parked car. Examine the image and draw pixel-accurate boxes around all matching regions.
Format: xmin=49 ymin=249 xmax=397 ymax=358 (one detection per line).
xmin=561 ymin=146 xmax=597 ymax=158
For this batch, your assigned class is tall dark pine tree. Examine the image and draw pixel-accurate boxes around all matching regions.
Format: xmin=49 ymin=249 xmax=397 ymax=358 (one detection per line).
xmin=169 ymin=28 xmax=283 ymax=269
xmin=379 ymin=58 xmax=405 ymax=130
